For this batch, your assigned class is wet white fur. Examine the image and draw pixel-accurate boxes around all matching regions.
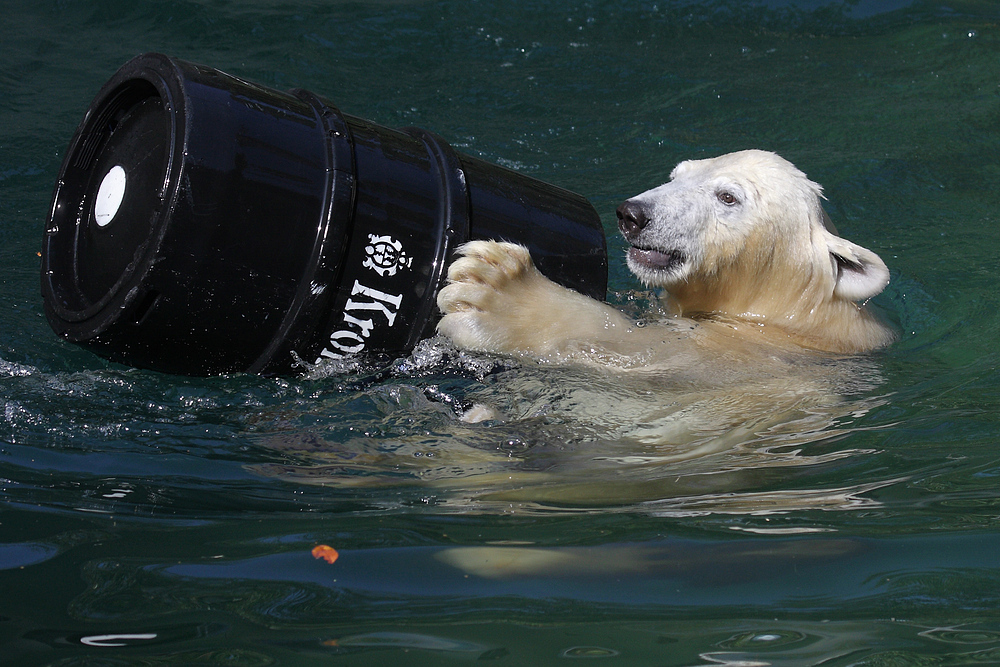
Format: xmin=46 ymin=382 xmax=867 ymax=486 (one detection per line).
xmin=437 ymin=150 xmax=894 ymax=362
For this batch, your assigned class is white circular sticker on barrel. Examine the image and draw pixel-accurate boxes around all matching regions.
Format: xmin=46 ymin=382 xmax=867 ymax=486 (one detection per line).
xmin=94 ymin=165 xmax=127 ymax=227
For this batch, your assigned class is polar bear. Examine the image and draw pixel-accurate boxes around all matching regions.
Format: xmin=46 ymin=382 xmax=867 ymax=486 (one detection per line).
xmin=260 ymin=151 xmax=895 ymax=505
xmin=436 ymin=150 xmax=894 ymax=367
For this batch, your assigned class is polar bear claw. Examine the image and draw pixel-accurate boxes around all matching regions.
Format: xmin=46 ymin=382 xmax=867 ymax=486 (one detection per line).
xmin=437 ymin=241 xmax=627 ymax=358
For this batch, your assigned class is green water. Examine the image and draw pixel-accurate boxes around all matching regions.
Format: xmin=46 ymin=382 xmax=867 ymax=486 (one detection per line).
xmin=4 ymin=0 xmax=1000 ymax=664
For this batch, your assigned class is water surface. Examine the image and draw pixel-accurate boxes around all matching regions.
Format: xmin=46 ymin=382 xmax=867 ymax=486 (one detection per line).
xmin=3 ymin=0 xmax=1000 ymax=664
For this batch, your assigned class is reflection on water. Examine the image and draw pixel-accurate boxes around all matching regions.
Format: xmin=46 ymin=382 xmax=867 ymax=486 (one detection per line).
xmin=19 ymin=618 xmax=1000 ymax=666
xmin=41 ymin=527 xmax=1000 ymax=664
xmin=434 ymin=538 xmax=864 ymax=579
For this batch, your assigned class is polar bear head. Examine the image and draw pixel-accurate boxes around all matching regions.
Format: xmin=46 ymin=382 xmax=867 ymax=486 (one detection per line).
xmin=616 ymin=150 xmax=893 ymax=352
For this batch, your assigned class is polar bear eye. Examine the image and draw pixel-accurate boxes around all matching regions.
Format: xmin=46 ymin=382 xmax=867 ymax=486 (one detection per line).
xmin=717 ymin=191 xmax=739 ymax=206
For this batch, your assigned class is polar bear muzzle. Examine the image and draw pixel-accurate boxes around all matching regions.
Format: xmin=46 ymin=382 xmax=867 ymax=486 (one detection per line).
xmin=626 ymin=246 xmax=686 ymax=273
xmin=616 ymin=200 xmax=650 ymax=239
xmin=617 ymin=199 xmax=688 ymax=279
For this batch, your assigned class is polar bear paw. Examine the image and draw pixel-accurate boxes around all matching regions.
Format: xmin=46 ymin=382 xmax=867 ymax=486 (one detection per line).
xmin=436 ymin=240 xmax=552 ymax=355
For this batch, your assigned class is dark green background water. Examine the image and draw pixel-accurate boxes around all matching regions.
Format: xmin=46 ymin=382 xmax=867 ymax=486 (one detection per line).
xmin=4 ymin=0 xmax=1000 ymax=664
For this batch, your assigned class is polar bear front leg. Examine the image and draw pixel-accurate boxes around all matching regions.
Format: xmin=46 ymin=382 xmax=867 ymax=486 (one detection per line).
xmin=436 ymin=241 xmax=631 ymax=358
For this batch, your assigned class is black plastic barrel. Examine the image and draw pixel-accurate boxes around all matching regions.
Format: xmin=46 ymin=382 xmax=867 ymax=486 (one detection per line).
xmin=40 ymin=53 xmax=607 ymax=375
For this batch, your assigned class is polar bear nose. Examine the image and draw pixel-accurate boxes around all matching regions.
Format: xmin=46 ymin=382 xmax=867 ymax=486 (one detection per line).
xmin=616 ymin=201 xmax=649 ymax=239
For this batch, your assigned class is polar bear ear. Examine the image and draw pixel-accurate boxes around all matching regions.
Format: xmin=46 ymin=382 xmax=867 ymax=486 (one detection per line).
xmin=826 ymin=235 xmax=890 ymax=302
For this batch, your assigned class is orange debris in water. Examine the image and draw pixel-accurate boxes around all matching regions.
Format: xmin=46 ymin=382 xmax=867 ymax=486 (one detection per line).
xmin=311 ymin=544 xmax=339 ymax=564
